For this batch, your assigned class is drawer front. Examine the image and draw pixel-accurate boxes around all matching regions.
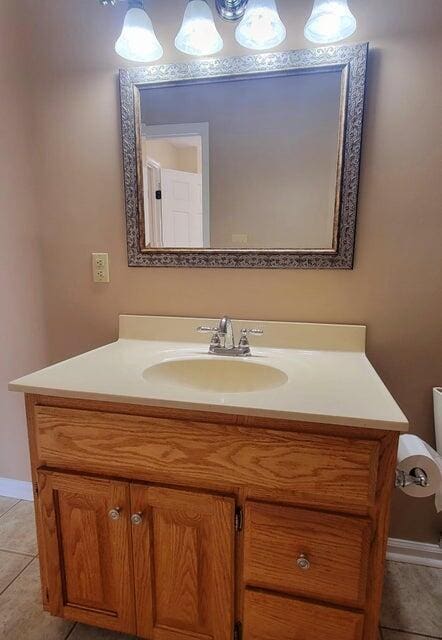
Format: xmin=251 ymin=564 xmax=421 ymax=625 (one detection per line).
xmin=243 ymin=590 xmax=364 ymax=640
xmin=34 ymin=406 xmax=379 ymax=511
xmin=244 ymin=502 xmax=371 ymax=607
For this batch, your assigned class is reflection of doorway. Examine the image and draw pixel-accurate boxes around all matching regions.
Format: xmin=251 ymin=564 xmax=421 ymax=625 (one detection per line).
xmin=141 ymin=122 xmax=210 ymax=247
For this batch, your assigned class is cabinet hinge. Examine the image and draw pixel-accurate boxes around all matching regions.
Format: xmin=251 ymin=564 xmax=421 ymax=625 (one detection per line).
xmin=33 ymin=481 xmax=39 ymax=498
xmin=234 ymin=506 xmax=243 ymax=532
xmin=234 ymin=622 xmax=242 ymax=640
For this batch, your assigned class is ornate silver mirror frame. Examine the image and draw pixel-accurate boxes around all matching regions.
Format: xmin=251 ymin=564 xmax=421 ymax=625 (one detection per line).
xmin=119 ymin=42 xmax=368 ymax=269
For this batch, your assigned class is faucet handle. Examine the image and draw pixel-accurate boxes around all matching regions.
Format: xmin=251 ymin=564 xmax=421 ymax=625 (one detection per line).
xmin=197 ymin=326 xmax=219 ymax=333
xmin=238 ymin=327 xmax=263 ymax=349
xmin=210 ymin=333 xmax=221 ymax=348
xmin=240 ymin=327 xmax=264 ymax=336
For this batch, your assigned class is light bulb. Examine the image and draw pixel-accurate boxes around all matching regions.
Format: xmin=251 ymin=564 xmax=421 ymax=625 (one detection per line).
xmin=304 ymin=0 xmax=356 ymax=44
xmin=115 ymin=4 xmax=163 ymax=63
xmin=175 ymin=0 xmax=223 ymax=56
xmin=235 ymin=0 xmax=286 ymax=51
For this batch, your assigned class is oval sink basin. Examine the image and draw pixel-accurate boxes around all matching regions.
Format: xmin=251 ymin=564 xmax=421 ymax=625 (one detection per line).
xmin=143 ymin=358 xmax=288 ymax=393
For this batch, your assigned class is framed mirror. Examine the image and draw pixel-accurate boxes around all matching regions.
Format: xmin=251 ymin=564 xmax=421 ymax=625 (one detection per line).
xmin=119 ymin=43 xmax=367 ymax=268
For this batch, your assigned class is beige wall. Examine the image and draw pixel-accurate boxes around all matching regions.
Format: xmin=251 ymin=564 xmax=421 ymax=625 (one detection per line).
xmin=177 ymin=146 xmax=200 ymax=174
xmin=143 ymin=139 xmax=199 ymax=174
xmin=2 ymin=0 xmax=441 ymax=542
xmin=143 ymin=139 xmax=180 ymax=171
xmin=0 ymin=3 xmax=48 ymax=481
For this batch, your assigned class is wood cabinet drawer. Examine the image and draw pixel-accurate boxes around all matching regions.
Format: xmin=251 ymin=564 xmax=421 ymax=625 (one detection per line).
xmin=243 ymin=590 xmax=364 ymax=640
xmin=244 ymin=502 xmax=371 ymax=607
xmin=34 ymin=405 xmax=379 ymax=511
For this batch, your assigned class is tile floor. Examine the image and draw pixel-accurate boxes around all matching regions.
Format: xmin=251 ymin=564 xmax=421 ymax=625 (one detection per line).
xmin=0 ymin=495 xmax=440 ymax=639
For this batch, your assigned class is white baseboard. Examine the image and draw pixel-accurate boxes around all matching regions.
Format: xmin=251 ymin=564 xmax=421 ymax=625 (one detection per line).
xmin=387 ymin=537 xmax=442 ymax=569
xmin=0 ymin=477 xmax=34 ymax=501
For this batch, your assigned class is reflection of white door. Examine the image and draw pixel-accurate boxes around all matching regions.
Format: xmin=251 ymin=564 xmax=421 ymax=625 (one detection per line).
xmin=161 ymin=169 xmax=203 ymax=247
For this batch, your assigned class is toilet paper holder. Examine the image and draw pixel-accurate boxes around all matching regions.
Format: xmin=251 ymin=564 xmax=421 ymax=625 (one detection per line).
xmin=395 ymin=467 xmax=428 ymax=489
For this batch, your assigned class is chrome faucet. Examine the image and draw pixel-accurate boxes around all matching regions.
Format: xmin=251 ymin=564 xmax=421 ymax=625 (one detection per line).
xmin=218 ymin=315 xmax=235 ymax=350
xmin=197 ymin=316 xmax=263 ymax=356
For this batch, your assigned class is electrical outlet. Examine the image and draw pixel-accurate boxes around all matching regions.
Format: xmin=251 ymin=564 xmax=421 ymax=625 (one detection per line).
xmin=92 ymin=252 xmax=110 ymax=283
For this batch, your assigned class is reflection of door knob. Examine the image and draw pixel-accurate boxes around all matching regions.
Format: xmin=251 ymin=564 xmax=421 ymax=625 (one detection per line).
xmin=296 ymin=553 xmax=311 ymax=570
xmin=131 ymin=512 xmax=143 ymax=525
xmin=108 ymin=507 xmax=121 ymax=521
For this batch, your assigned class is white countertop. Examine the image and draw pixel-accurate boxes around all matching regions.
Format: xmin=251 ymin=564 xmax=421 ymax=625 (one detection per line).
xmin=9 ymin=315 xmax=408 ymax=432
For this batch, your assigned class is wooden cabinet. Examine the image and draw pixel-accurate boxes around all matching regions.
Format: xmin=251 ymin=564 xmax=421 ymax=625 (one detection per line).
xmin=37 ymin=471 xmax=135 ymax=634
xmin=131 ymin=485 xmax=234 ymax=640
xmin=37 ymin=471 xmax=235 ymax=639
xmin=25 ymin=394 xmax=399 ymax=640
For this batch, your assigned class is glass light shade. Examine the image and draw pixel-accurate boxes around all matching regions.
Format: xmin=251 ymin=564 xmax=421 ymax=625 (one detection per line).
xmin=304 ymin=0 xmax=356 ymax=44
xmin=175 ymin=0 xmax=223 ymax=56
xmin=235 ymin=0 xmax=286 ymax=51
xmin=115 ymin=7 xmax=163 ymax=63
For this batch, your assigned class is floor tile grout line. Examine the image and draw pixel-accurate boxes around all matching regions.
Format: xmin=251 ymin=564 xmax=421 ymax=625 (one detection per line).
xmin=0 ymin=546 xmax=36 ymax=558
xmin=64 ymin=622 xmax=78 ymax=639
xmin=0 ymin=554 xmax=35 ymax=597
xmin=382 ymin=627 xmax=442 ymax=640
xmin=0 ymin=499 xmax=21 ymax=520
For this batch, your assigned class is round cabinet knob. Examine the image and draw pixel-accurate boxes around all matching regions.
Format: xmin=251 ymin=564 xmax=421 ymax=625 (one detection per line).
xmin=131 ymin=512 xmax=143 ymax=525
xmin=108 ymin=507 xmax=121 ymax=521
xmin=296 ymin=553 xmax=311 ymax=570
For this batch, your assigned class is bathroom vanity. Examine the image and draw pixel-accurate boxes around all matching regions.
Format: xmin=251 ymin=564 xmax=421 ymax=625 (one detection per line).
xmin=9 ymin=316 xmax=408 ymax=640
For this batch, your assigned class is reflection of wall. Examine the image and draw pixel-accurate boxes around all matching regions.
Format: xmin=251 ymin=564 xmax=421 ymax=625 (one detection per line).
xmin=140 ymin=73 xmax=340 ymax=249
xmin=4 ymin=0 xmax=442 ymax=545
xmin=142 ymin=138 xmax=199 ymax=174
xmin=177 ymin=146 xmax=199 ymax=174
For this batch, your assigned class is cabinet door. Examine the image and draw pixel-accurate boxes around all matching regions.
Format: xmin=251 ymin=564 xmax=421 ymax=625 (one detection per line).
xmin=131 ymin=485 xmax=235 ymax=640
xmin=37 ymin=470 xmax=136 ymax=634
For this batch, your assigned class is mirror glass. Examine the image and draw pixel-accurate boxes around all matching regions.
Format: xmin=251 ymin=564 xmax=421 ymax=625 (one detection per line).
xmin=139 ymin=69 xmax=343 ymax=250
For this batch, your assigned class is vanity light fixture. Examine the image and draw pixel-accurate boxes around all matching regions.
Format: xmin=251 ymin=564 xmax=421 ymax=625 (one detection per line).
xmin=235 ymin=0 xmax=286 ymax=50
xmin=175 ymin=0 xmax=224 ymax=56
xmin=304 ymin=0 xmax=357 ymax=44
xmin=114 ymin=0 xmax=163 ymax=63
xmin=104 ymin=0 xmax=358 ymax=63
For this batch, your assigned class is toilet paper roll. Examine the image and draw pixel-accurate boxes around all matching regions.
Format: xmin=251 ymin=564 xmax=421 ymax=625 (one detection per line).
xmin=397 ymin=434 xmax=442 ymax=506
xmin=433 ymin=387 xmax=442 ymax=455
